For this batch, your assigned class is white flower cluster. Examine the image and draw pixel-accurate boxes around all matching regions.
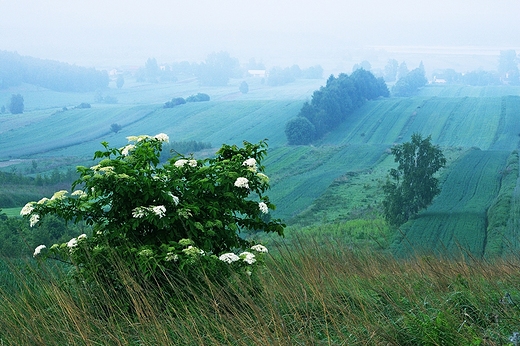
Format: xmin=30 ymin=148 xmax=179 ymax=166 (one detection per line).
xmin=51 ymin=190 xmax=68 ymax=200
xmin=132 ymin=205 xmax=167 ymax=219
xmin=240 ymin=251 xmax=256 ymax=264
xmin=182 ymin=245 xmax=205 ymax=256
xmin=71 ymin=190 xmax=87 ymax=198
xmin=33 ymin=244 xmax=46 ymax=257
xmin=154 ymin=133 xmax=169 ymax=142
xmin=174 ymin=159 xmax=197 ymax=168
xmin=121 ymin=144 xmax=135 ymax=156
xmin=168 ymin=192 xmax=180 ymax=205
xmin=29 ymin=214 xmax=40 ymax=227
xmin=242 ymin=158 xmax=257 ymax=172
xmin=234 ymin=177 xmax=249 ymax=189
xmin=20 ymin=202 xmax=35 ymax=216
xmin=258 ymin=202 xmax=269 ymax=214
xmin=218 ymin=252 xmax=240 ymax=263
xmin=251 ymin=244 xmax=268 ymax=253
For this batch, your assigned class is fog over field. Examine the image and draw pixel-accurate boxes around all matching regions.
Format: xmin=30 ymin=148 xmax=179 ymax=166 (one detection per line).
xmin=1 ymin=0 xmax=519 ymax=72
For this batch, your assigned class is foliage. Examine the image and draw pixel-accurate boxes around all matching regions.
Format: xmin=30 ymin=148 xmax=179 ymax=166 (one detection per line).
xmin=196 ymin=51 xmax=239 ymax=86
xmin=164 ymin=97 xmax=186 ymax=108
xmin=116 ymin=75 xmax=124 ymax=89
xmin=8 ymin=93 xmax=24 ymax=114
xmin=75 ymin=102 xmax=91 ymax=109
xmin=286 ymin=70 xmax=389 ymax=143
xmin=22 ymin=134 xmax=284 ymax=291
xmin=285 ymin=116 xmax=316 ymax=145
xmin=186 ymin=93 xmax=210 ymax=102
xmin=2 ymin=236 xmax=520 ymax=345
xmin=392 ymin=67 xmax=428 ymax=96
xmin=239 ymin=81 xmax=249 ymax=94
xmin=0 ymin=50 xmax=108 ymax=91
xmin=110 ymin=123 xmax=122 ymax=133
xmin=383 ymin=133 xmax=446 ymax=226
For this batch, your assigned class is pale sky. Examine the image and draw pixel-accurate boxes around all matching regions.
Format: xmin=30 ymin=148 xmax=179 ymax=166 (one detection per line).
xmin=0 ymin=0 xmax=519 ymax=69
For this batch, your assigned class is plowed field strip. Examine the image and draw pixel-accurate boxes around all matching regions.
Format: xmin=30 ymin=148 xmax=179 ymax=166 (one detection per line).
xmin=394 ymin=149 xmax=509 ymax=257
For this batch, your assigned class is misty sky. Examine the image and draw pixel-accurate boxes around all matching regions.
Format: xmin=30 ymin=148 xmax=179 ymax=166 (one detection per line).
xmin=1 ymin=0 xmax=519 ymax=70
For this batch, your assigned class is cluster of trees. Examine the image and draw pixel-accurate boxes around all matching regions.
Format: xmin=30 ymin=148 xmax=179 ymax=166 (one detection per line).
xmin=285 ymin=69 xmax=389 ymax=145
xmin=0 ymin=50 xmax=109 ymax=92
xmin=391 ymin=63 xmax=428 ymax=96
xmin=164 ymin=93 xmax=210 ymax=108
xmin=267 ymin=65 xmax=324 ymax=86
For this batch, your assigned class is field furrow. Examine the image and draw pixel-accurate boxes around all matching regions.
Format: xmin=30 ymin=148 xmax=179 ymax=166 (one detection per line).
xmin=393 ymin=149 xmax=509 ymax=257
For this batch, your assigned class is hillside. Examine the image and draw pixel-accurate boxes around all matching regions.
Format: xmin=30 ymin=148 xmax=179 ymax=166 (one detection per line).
xmin=2 ymin=81 xmax=520 ymax=257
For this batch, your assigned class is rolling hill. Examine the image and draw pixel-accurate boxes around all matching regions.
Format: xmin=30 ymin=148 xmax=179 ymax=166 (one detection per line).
xmin=2 ymin=80 xmax=520 ymax=257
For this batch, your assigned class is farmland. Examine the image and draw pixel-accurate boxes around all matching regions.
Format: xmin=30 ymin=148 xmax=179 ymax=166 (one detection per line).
xmin=2 ymin=79 xmax=520 ymax=257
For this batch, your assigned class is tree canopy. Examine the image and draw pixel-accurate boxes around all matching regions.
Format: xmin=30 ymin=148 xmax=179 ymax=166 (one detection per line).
xmin=8 ymin=94 xmax=24 ymax=114
xmin=285 ymin=70 xmax=389 ymax=144
xmin=383 ymin=133 xmax=446 ymax=226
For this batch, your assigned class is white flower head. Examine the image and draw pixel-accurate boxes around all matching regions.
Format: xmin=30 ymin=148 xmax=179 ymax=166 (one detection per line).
xmin=174 ymin=159 xmax=197 ymax=168
xmin=121 ymin=144 xmax=135 ymax=156
xmin=71 ymin=190 xmax=87 ymax=198
xmin=234 ymin=177 xmax=249 ymax=189
xmin=165 ymin=252 xmax=178 ymax=262
xmin=77 ymin=234 xmax=87 ymax=241
xmin=243 ymin=158 xmax=257 ymax=167
xmin=152 ymin=205 xmax=166 ymax=218
xmin=51 ymin=190 xmax=68 ymax=200
xmin=258 ymin=202 xmax=269 ymax=214
xmin=182 ymin=245 xmax=204 ymax=256
xmin=20 ymin=202 xmax=35 ymax=216
xmin=138 ymin=249 xmax=154 ymax=257
xmin=219 ymin=252 xmax=240 ymax=264
xmin=174 ymin=159 xmax=188 ymax=167
xmin=242 ymin=158 xmax=257 ymax=172
xmin=239 ymin=251 xmax=256 ymax=264
xmin=251 ymin=244 xmax=268 ymax=253
xmin=257 ymin=172 xmax=269 ymax=184
xmin=132 ymin=207 xmax=147 ymax=218
xmin=33 ymin=245 xmax=46 ymax=257
xmin=67 ymin=238 xmax=78 ymax=248
xmin=37 ymin=197 xmax=49 ymax=204
xmin=154 ymin=133 xmax=169 ymax=142
xmin=168 ymin=193 xmax=180 ymax=206
xmin=29 ymin=214 xmax=40 ymax=227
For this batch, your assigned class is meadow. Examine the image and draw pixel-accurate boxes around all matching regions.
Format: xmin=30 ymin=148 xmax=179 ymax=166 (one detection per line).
xmin=2 ymin=236 xmax=520 ymax=345
xmin=2 ymin=77 xmax=520 ymax=344
xmin=2 ymin=79 xmax=520 ymax=258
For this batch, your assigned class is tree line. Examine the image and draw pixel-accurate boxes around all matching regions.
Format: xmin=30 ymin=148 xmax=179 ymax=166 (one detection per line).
xmin=285 ymin=69 xmax=389 ymax=145
xmin=0 ymin=50 xmax=109 ymax=92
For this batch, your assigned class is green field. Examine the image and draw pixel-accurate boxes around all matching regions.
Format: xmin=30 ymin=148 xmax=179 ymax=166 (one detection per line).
xmin=2 ymin=81 xmax=520 ymax=256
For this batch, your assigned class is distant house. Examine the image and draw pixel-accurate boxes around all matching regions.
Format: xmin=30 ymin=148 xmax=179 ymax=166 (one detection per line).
xmin=248 ymin=69 xmax=267 ymax=78
xmin=432 ymin=76 xmax=447 ymax=84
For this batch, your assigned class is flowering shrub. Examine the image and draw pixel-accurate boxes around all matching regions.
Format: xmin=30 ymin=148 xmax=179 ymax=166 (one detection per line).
xmin=22 ymin=133 xmax=284 ymax=288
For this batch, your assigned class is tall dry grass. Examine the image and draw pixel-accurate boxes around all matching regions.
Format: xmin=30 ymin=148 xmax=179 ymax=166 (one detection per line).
xmin=1 ymin=235 xmax=520 ymax=345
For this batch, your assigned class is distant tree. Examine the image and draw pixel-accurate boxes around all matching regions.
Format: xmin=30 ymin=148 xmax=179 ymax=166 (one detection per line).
xmin=239 ymin=81 xmax=249 ymax=94
xmin=8 ymin=94 xmax=24 ymax=114
xmin=116 ymin=75 xmax=125 ymax=89
xmin=75 ymin=102 xmax=91 ymax=109
xmin=145 ymin=58 xmax=160 ymax=83
xmin=498 ymin=50 xmax=519 ymax=84
xmin=285 ymin=117 xmax=316 ymax=145
xmin=186 ymin=93 xmax=210 ymax=102
xmin=383 ymin=133 xmax=446 ymax=226
xmin=302 ymin=65 xmax=324 ymax=79
xmin=267 ymin=66 xmax=296 ymax=86
xmin=197 ymin=51 xmax=239 ymax=86
xmin=110 ymin=123 xmax=122 ymax=133
xmin=397 ymin=61 xmax=409 ymax=80
xmin=384 ymin=59 xmax=399 ymax=82
xmin=246 ymin=58 xmax=266 ymax=71
xmin=462 ymin=70 xmax=500 ymax=86
xmin=392 ymin=67 xmax=428 ymax=96
xmin=164 ymin=97 xmax=186 ymax=108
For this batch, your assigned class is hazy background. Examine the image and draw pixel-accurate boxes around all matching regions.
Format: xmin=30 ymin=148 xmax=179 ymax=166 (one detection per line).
xmin=1 ymin=0 xmax=519 ymax=72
